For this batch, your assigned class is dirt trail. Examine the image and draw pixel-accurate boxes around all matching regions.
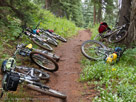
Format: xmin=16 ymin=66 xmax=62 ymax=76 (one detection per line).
xmin=45 ymin=30 xmax=92 ymax=102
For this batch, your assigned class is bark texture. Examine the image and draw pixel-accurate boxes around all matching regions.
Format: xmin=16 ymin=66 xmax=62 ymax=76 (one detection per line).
xmin=127 ymin=0 xmax=136 ymax=46
xmin=93 ymin=4 xmax=96 ymax=25
xmin=45 ymin=0 xmax=52 ymax=9
xmin=97 ymin=0 xmax=102 ymax=23
xmin=118 ymin=0 xmax=132 ymax=25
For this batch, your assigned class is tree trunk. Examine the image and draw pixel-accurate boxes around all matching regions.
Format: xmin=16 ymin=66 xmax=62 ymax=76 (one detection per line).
xmin=118 ymin=0 xmax=132 ymax=25
xmin=126 ymin=0 xmax=136 ymax=46
xmin=45 ymin=0 xmax=48 ymax=9
xmin=93 ymin=4 xmax=96 ymax=25
xmin=45 ymin=0 xmax=52 ymax=9
xmin=97 ymin=0 xmax=102 ymax=23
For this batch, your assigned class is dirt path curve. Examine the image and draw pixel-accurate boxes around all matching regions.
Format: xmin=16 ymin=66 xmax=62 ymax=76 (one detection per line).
xmin=46 ymin=30 xmax=92 ymax=102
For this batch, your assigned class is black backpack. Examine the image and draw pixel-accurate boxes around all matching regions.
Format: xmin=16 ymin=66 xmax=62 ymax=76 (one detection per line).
xmin=2 ymin=72 xmax=20 ymax=91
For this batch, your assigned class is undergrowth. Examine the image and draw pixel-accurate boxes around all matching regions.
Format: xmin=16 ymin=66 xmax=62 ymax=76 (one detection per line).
xmin=80 ymin=47 xmax=136 ymax=102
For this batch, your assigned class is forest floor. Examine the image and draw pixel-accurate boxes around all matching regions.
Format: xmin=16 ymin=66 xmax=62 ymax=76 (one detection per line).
xmin=0 ymin=30 xmax=98 ymax=102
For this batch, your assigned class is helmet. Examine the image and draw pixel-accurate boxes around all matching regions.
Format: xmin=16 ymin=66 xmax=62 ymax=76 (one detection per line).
xmin=1 ymin=58 xmax=16 ymax=73
xmin=26 ymin=44 xmax=33 ymax=49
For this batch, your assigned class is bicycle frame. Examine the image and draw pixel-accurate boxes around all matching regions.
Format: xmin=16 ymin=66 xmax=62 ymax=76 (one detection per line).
xmin=96 ymin=47 xmax=113 ymax=59
xmin=16 ymin=66 xmax=40 ymax=79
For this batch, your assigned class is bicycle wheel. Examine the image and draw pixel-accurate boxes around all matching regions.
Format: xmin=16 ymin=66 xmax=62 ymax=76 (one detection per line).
xmin=27 ymin=84 xmax=67 ymax=99
xmin=32 ymin=38 xmax=53 ymax=51
xmin=108 ymin=30 xmax=128 ymax=43
xmin=16 ymin=66 xmax=50 ymax=80
xmin=81 ymin=40 xmax=107 ymax=60
xmin=30 ymin=51 xmax=58 ymax=72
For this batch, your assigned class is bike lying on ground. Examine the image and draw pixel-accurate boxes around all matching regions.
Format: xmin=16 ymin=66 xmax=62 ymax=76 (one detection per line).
xmin=14 ymin=43 xmax=59 ymax=72
xmin=18 ymin=26 xmax=54 ymax=51
xmin=33 ymin=20 xmax=67 ymax=43
xmin=18 ymin=43 xmax=60 ymax=62
xmin=94 ymin=16 xmax=129 ymax=43
xmin=0 ymin=57 xmax=66 ymax=99
xmin=108 ymin=22 xmax=129 ymax=43
xmin=81 ymin=40 xmax=124 ymax=63
xmin=39 ymin=29 xmax=67 ymax=42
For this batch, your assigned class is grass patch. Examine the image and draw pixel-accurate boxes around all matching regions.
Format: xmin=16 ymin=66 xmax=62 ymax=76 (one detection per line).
xmin=89 ymin=24 xmax=99 ymax=40
xmin=80 ymin=47 xmax=136 ymax=101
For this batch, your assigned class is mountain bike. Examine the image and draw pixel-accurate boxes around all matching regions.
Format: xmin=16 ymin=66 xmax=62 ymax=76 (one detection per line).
xmin=0 ymin=59 xmax=66 ymax=99
xmin=81 ymin=40 xmax=124 ymax=62
xmin=1 ymin=71 xmax=67 ymax=99
xmin=40 ymin=29 xmax=67 ymax=42
xmin=94 ymin=16 xmax=129 ymax=43
xmin=18 ymin=26 xmax=54 ymax=51
xmin=14 ymin=44 xmax=59 ymax=72
xmin=18 ymin=43 xmax=60 ymax=62
xmin=1 ymin=62 xmax=49 ymax=81
xmin=108 ymin=16 xmax=129 ymax=43
xmin=33 ymin=20 xmax=67 ymax=43
xmin=94 ymin=25 xmax=128 ymax=43
xmin=108 ymin=23 xmax=129 ymax=43
xmin=26 ymin=29 xmax=54 ymax=51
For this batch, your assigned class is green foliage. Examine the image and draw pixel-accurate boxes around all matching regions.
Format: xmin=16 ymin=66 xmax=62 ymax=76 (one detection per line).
xmin=0 ymin=0 xmax=79 ymax=42
xmin=45 ymin=0 xmax=84 ymax=27
xmin=88 ymin=24 xmax=99 ymax=40
xmin=120 ymin=48 xmax=136 ymax=66
xmin=82 ymin=0 xmax=118 ymax=28
xmin=80 ymin=47 xmax=136 ymax=101
xmin=93 ymin=88 xmax=124 ymax=102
